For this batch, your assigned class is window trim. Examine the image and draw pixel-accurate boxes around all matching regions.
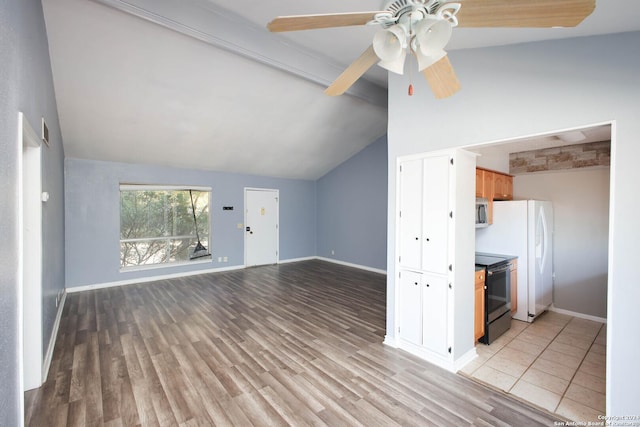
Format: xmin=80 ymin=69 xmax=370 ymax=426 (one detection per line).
xmin=119 ymin=184 xmax=212 ymax=272
xmin=119 ymin=184 xmax=211 ymax=192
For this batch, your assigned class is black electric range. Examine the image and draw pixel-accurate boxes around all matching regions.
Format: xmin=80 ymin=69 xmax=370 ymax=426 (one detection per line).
xmin=475 ymin=253 xmax=515 ymax=344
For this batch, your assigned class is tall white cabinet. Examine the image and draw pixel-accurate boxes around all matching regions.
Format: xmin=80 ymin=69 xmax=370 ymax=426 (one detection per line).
xmin=391 ymin=149 xmax=477 ymax=372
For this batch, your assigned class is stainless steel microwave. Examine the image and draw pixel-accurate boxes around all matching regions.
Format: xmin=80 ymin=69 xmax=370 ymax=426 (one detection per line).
xmin=476 ymin=197 xmax=489 ymax=228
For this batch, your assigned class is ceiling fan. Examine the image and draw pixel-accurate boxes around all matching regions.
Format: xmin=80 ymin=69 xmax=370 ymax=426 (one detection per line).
xmin=267 ymin=0 xmax=595 ymax=99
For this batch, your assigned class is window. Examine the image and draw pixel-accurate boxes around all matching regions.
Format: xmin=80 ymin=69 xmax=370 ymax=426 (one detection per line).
xmin=119 ymin=185 xmax=211 ymax=269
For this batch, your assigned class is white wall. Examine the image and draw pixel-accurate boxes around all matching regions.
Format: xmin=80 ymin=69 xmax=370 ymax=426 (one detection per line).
xmin=386 ymin=32 xmax=640 ymax=415
xmin=475 ymin=152 xmax=510 ymax=173
xmin=515 ymin=169 xmax=609 ymax=318
xmin=0 ymin=0 xmax=66 ymax=423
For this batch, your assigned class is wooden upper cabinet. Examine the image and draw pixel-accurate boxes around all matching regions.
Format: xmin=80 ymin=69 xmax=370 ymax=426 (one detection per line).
xmin=492 ymin=172 xmax=513 ymax=200
xmin=475 ymin=169 xmax=495 ymax=200
xmin=476 ymin=168 xmax=512 ymax=225
xmin=506 ymin=177 xmax=513 ymax=200
xmin=483 ymin=171 xmax=494 ymax=200
xmin=475 ymin=169 xmax=484 ymax=197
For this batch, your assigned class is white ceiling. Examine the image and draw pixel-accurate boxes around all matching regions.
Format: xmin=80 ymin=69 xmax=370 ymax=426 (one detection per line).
xmin=42 ymin=0 xmax=640 ymax=180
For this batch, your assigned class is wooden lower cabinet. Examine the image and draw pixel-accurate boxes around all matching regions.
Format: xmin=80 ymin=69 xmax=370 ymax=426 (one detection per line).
xmin=474 ymin=269 xmax=485 ymax=342
xmin=510 ymin=259 xmax=518 ymax=315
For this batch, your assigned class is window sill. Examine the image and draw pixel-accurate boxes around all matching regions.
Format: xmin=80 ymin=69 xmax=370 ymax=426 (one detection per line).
xmin=120 ymin=256 xmax=212 ymax=274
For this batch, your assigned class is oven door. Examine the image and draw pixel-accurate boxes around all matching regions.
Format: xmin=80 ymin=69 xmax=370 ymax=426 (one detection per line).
xmin=486 ymin=263 xmax=511 ymax=322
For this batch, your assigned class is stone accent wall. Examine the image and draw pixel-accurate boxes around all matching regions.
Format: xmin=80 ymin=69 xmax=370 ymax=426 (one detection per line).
xmin=509 ymin=141 xmax=610 ymax=174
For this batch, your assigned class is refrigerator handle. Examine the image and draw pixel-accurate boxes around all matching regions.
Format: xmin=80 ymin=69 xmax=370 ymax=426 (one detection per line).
xmin=539 ymin=206 xmax=548 ymax=273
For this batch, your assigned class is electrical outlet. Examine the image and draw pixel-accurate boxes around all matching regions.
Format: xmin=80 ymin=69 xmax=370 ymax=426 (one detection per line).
xmin=331 ymin=249 xmax=335 ymax=255
xmin=223 ymin=256 xmax=228 ymax=262
xmin=237 ymin=223 xmax=243 ymax=229
xmin=218 ymin=257 xmax=222 ymax=262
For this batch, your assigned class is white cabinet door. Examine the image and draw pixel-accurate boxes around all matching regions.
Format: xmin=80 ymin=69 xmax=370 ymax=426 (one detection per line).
xmin=422 ymin=155 xmax=450 ymax=275
xmin=399 ymin=159 xmax=423 ymax=269
xmin=398 ymin=270 xmax=423 ymax=346
xmin=422 ymin=273 xmax=448 ymax=356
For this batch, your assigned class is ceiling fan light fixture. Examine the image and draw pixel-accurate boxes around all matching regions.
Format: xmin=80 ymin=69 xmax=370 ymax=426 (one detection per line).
xmin=268 ymin=0 xmax=596 ymax=99
xmin=377 ymin=49 xmax=407 ymax=75
xmin=415 ymin=48 xmax=447 ymax=71
xmin=373 ymin=24 xmax=407 ymax=61
xmin=415 ymin=18 xmax=452 ymax=57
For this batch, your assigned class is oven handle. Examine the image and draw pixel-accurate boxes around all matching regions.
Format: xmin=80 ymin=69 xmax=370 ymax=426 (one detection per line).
xmin=487 ymin=264 xmax=511 ymax=275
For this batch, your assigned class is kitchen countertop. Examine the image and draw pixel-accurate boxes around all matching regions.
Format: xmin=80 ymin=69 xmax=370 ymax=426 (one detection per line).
xmin=475 ymin=252 xmax=518 ymax=269
xmin=476 ymin=252 xmax=518 ymax=262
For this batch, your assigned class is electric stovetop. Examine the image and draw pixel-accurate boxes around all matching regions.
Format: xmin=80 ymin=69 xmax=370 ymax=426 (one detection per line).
xmin=475 ymin=254 xmax=510 ymax=267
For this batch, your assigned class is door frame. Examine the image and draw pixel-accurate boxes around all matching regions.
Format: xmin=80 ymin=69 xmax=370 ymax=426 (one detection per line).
xmin=243 ymin=187 xmax=279 ymax=267
xmin=18 ymin=112 xmax=44 ymax=400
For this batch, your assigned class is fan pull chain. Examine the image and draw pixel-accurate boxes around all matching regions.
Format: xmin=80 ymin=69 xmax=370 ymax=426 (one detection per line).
xmin=408 ymin=16 xmax=414 ymax=96
xmin=408 ymin=49 xmax=414 ymax=96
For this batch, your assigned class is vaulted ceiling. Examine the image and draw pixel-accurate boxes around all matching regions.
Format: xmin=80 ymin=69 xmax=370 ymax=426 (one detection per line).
xmin=42 ymin=0 xmax=640 ymax=180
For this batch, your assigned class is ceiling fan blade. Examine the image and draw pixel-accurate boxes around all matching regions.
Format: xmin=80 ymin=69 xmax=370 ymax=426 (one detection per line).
xmin=268 ymin=11 xmax=384 ymax=32
xmin=325 ymin=45 xmax=379 ymax=96
xmin=422 ymin=56 xmax=460 ymax=99
xmin=453 ymin=0 xmax=595 ymax=28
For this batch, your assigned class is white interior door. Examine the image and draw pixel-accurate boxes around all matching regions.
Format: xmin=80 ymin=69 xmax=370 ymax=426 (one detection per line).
xmin=19 ymin=112 xmax=43 ymax=392
xmin=245 ymin=188 xmax=279 ymax=267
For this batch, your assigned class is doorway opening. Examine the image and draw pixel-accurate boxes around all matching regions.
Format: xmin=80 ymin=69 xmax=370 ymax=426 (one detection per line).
xmin=462 ymin=122 xmax=612 ymax=419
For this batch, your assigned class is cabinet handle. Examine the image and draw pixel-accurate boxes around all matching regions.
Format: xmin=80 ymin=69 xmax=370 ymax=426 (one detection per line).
xmin=415 ymin=237 xmax=419 ymax=240
xmin=425 ymin=238 xmax=430 ymax=242
xmin=426 ymin=283 xmax=430 ymax=287
xmin=414 ymin=282 xmax=418 ymax=286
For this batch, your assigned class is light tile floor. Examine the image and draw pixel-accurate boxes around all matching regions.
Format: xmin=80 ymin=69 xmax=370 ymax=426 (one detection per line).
xmin=459 ymin=311 xmax=606 ymax=423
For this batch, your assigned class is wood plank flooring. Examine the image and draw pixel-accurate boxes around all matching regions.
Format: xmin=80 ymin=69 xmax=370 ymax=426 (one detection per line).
xmin=26 ymin=260 xmax=561 ymax=426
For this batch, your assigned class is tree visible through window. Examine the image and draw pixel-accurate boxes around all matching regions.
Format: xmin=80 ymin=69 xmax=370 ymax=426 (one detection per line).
xmin=119 ymin=186 xmax=210 ymax=268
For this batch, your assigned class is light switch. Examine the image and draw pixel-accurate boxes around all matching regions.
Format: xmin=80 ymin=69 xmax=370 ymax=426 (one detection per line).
xmin=237 ymin=223 xmax=243 ymax=229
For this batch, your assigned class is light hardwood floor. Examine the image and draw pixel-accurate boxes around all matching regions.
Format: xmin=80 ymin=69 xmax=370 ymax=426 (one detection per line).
xmin=26 ymin=260 xmax=561 ymax=426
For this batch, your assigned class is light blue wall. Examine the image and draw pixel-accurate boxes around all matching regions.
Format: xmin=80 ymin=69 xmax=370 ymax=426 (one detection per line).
xmin=65 ymin=158 xmax=316 ymax=287
xmin=386 ymin=32 xmax=640 ymax=415
xmin=0 ymin=0 xmax=65 ymax=423
xmin=316 ymin=135 xmax=388 ymax=270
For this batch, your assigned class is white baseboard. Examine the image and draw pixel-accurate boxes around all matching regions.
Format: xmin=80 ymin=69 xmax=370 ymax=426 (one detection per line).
xmin=278 ymin=256 xmax=316 ymax=264
xmin=315 ymin=257 xmax=387 ymax=275
xmin=383 ymin=334 xmax=399 ymax=347
xmin=549 ymin=304 xmax=607 ymax=323
xmin=453 ymin=347 xmax=478 ymax=373
xmin=66 ymin=257 xmax=387 ymax=294
xmin=66 ymin=264 xmax=245 ymax=293
xmin=42 ymin=290 xmax=66 ymax=383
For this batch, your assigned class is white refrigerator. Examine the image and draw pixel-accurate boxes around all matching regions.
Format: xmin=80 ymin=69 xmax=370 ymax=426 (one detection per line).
xmin=476 ymin=200 xmax=554 ymax=322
